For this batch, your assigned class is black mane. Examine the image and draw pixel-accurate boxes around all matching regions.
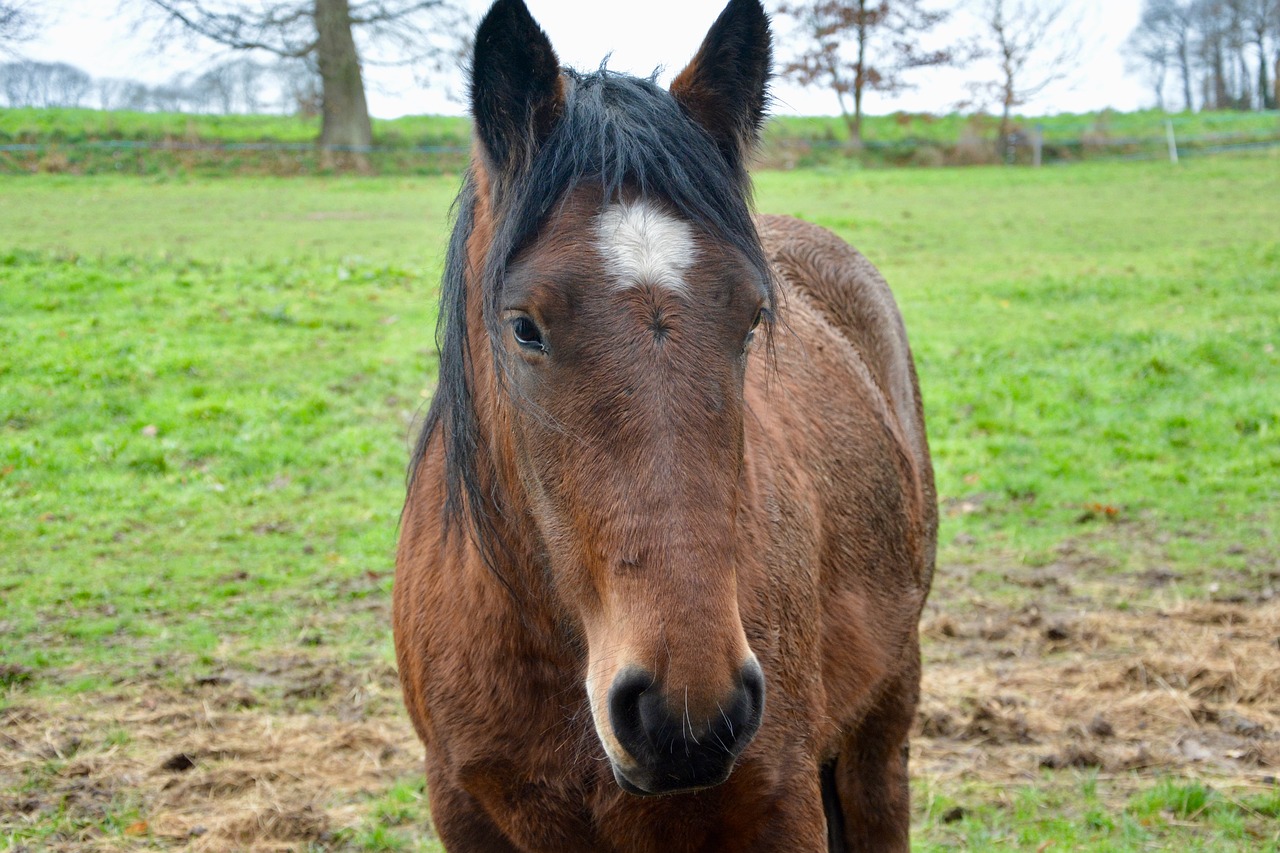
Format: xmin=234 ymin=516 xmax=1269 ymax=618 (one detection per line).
xmin=408 ymin=67 xmax=774 ymax=576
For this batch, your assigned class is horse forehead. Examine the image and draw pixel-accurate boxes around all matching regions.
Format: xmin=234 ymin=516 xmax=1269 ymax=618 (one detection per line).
xmin=594 ymin=199 xmax=697 ymax=296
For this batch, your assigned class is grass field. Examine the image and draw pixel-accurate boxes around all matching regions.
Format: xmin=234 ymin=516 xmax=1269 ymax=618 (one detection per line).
xmin=3 ymin=106 xmax=1277 ymax=175
xmin=3 ymin=105 xmax=1276 ymax=148
xmin=2 ymin=152 xmax=1279 ymax=850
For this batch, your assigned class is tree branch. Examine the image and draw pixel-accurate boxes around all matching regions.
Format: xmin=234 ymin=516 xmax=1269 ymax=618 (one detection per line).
xmin=142 ymin=0 xmax=318 ymax=58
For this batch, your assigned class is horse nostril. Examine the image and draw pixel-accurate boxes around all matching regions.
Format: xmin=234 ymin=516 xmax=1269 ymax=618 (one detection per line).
xmin=607 ymin=667 xmax=656 ymax=760
xmin=604 ymin=660 xmax=766 ymax=793
xmin=713 ymin=658 xmax=765 ymax=754
xmin=608 ymin=661 xmax=765 ymax=764
xmin=742 ymin=657 xmax=765 ymax=720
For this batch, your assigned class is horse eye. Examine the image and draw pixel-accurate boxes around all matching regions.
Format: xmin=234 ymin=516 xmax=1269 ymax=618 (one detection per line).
xmin=744 ymin=309 xmax=766 ymax=348
xmin=511 ymin=316 xmax=545 ymax=351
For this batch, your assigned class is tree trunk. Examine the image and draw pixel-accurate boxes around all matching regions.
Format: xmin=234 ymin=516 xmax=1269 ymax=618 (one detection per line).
xmin=851 ymin=84 xmax=863 ymax=146
xmin=851 ymin=3 xmax=868 ymax=147
xmin=1258 ymin=38 xmax=1272 ymax=110
xmin=1179 ymin=41 xmax=1193 ymax=111
xmin=314 ymin=0 xmax=373 ymax=160
xmin=1237 ymin=47 xmax=1251 ymax=109
xmin=833 ymin=87 xmax=858 ymax=147
xmin=1212 ymin=43 xmax=1229 ymax=109
xmin=998 ymin=95 xmax=1013 ymax=163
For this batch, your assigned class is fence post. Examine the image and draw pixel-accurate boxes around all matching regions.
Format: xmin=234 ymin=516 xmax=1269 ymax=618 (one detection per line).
xmin=1165 ymin=120 xmax=1179 ymax=165
xmin=1033 ymin=124 xmax=1044 ymax=168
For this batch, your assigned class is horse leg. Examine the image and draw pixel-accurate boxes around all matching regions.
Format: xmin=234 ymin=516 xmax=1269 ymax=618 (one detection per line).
xmin=826 ymin=642 xmax=920 ymax=853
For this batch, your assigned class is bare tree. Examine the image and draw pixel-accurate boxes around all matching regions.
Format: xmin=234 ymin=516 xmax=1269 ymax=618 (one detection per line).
xmin=119 ymin=80 xmax=154 ymax=111
xmin=0 ymin=1 xmax=39 ymax=55
xmin=138 ymin=0 xmax=468 ymax=150
xmin=1235 ymin=0 xmax=1276 ymax=107
xmin=1125 ymin=17 xmax=1173 ymax=109
xmin=277 ymin=56 xmax=323 ymax=116
xmin=235 ymin=58 xmax=266 ymax=112
xmin=1129 ymin=1 xmax=1200 ymax=110
xmin=50 ymin=62 xmax=91 ymax=106
xmin=95 ymin=77 xmax=131 ymax=110
xmin=189 ymin=58 xmax=268 ymax=113
xmin=191 ymin=61 xmax=237 ymax=113
xmin=1131 ymin=0 xmax=1278 ymax=111
xmin=1194 ymin=0 xmax=1235 ymax=108
xmin=0 ymin=60 xmax=92 ymax=107
xmin=775 ymin=0 xmax=959 ymax=145
xmin=971 ymin=0 xmax=1083 ymax=160
xmin=1274 ymin=0 xmax=1280 ymax=106
xmin=1194 ymin=0 xmax=1272 ymax=109
xmin=0 ymin=62 xmax=21 ymax=104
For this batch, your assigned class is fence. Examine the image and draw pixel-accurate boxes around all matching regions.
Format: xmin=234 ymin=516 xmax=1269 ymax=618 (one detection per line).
xmin=762 ymin=120 xmax=1280 ymax=169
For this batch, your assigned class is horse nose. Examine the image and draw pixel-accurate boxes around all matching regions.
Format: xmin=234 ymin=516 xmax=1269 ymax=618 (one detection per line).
xmin=607 ymin=658 xmax=765 ymax=794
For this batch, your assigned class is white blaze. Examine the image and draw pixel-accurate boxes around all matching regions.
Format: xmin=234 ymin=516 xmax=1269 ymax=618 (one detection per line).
xmin=595 ymin=199 xmax=697 ymax=295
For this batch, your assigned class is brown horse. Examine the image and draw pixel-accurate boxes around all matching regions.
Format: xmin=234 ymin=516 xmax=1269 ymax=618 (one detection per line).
xmin=393 ymin=0 xmax=936 ymax=849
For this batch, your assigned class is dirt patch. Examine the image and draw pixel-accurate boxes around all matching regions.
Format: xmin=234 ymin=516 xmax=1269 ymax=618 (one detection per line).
xmin=0 ymin=658 xmax=424 ymax=852
xmin=4 ymin=537 xmax=1278 ymax=849
xmin=916 ymin=599 xmax=1280 ymax=784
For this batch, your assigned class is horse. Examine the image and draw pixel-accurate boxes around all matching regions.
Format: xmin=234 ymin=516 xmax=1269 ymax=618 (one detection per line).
xmin=392 ymin=0 xmax=937 ymax=849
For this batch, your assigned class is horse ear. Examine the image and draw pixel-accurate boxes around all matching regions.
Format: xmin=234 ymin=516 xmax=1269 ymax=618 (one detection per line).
xmin=669 ymin=0 xmax=772 ymax=169
xmin=471 ymin=0 xmax=564 ymax=176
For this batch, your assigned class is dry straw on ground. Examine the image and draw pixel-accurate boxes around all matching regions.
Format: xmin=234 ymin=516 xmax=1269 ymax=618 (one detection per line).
xmin=3 ymin=595 xmax=1277 ymax=850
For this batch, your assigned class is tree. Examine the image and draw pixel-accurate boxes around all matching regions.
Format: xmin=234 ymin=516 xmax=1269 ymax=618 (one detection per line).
xmin=971 ymin=0 xmax=1083 ymax=160
xmin=1193 ymin=1 xmax=1230 ymax=108
xmin=277 ymin=57 xmax=323 ymax=116
xmin=0 ymin=1 xmax=39 ymax=55
xmin=189 ymin=58 xmax=268 ymax=113
xmin=775 ymin=0 xmax=959 ymax=144
xmin=1125 ymin=17 xmax=1173 ymax=109
xmin=1128 ymin=0 xmax=1277 ymax=112
xmin=0 ymin=61 xmax=92 ymax=107
xmin=1191 ymin=0 xmax=1275 ymax=109
xmin=1274 ymin=0 xmax=1280 ymax=106
xmin=1128 ymin=1 xmax=1201 ymax=111
xmin=139 ymin=0 xmax=467 ymax=151
xmin=1235 ymin=0 xmax=1277 ymax=108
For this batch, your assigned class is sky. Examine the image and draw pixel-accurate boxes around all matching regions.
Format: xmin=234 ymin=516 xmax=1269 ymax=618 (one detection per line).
xmin=21 ymin=1 xmax=1153 ymax=118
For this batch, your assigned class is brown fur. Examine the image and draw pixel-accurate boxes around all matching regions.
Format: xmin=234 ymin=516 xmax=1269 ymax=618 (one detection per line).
xmin=394 ymin=172 xmax=935 ymax=849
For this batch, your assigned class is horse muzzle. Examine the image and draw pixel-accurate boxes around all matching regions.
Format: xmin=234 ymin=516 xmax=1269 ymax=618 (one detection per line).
xmin=604 ymin=657 xmax=765 ymax=796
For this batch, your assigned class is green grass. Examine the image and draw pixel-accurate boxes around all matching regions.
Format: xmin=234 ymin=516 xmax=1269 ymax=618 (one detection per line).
xmin=765 ymin=106 xmax=1280 ymax=144
xmin=2 ymin=153 xmax=1278 ymax=850
xmin=915 ymin=774 xmax=1280 ymax=851
xmin=1 ymin=246 xmax=444 ymax=681
xmin=0 ymin=107 xmax=472 ymax=148
xmin=2 ymin=157 xmax=1275 ymax=665
xmin=4 ymin=106 xmax=1275 ymax=175
xmin=4 ymin=105 xmax=1275 ymax=148
xmin=754 ymin=156 xmax=1280 ymax=588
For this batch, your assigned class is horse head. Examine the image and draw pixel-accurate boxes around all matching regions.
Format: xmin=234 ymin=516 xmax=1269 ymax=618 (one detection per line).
xmin=462 ymin=0 xmax=775 ymax=796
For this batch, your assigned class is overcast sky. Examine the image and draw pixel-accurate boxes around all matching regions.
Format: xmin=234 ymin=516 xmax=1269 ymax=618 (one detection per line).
xmin=22 ymin=1 xmax=1152 ymax=117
